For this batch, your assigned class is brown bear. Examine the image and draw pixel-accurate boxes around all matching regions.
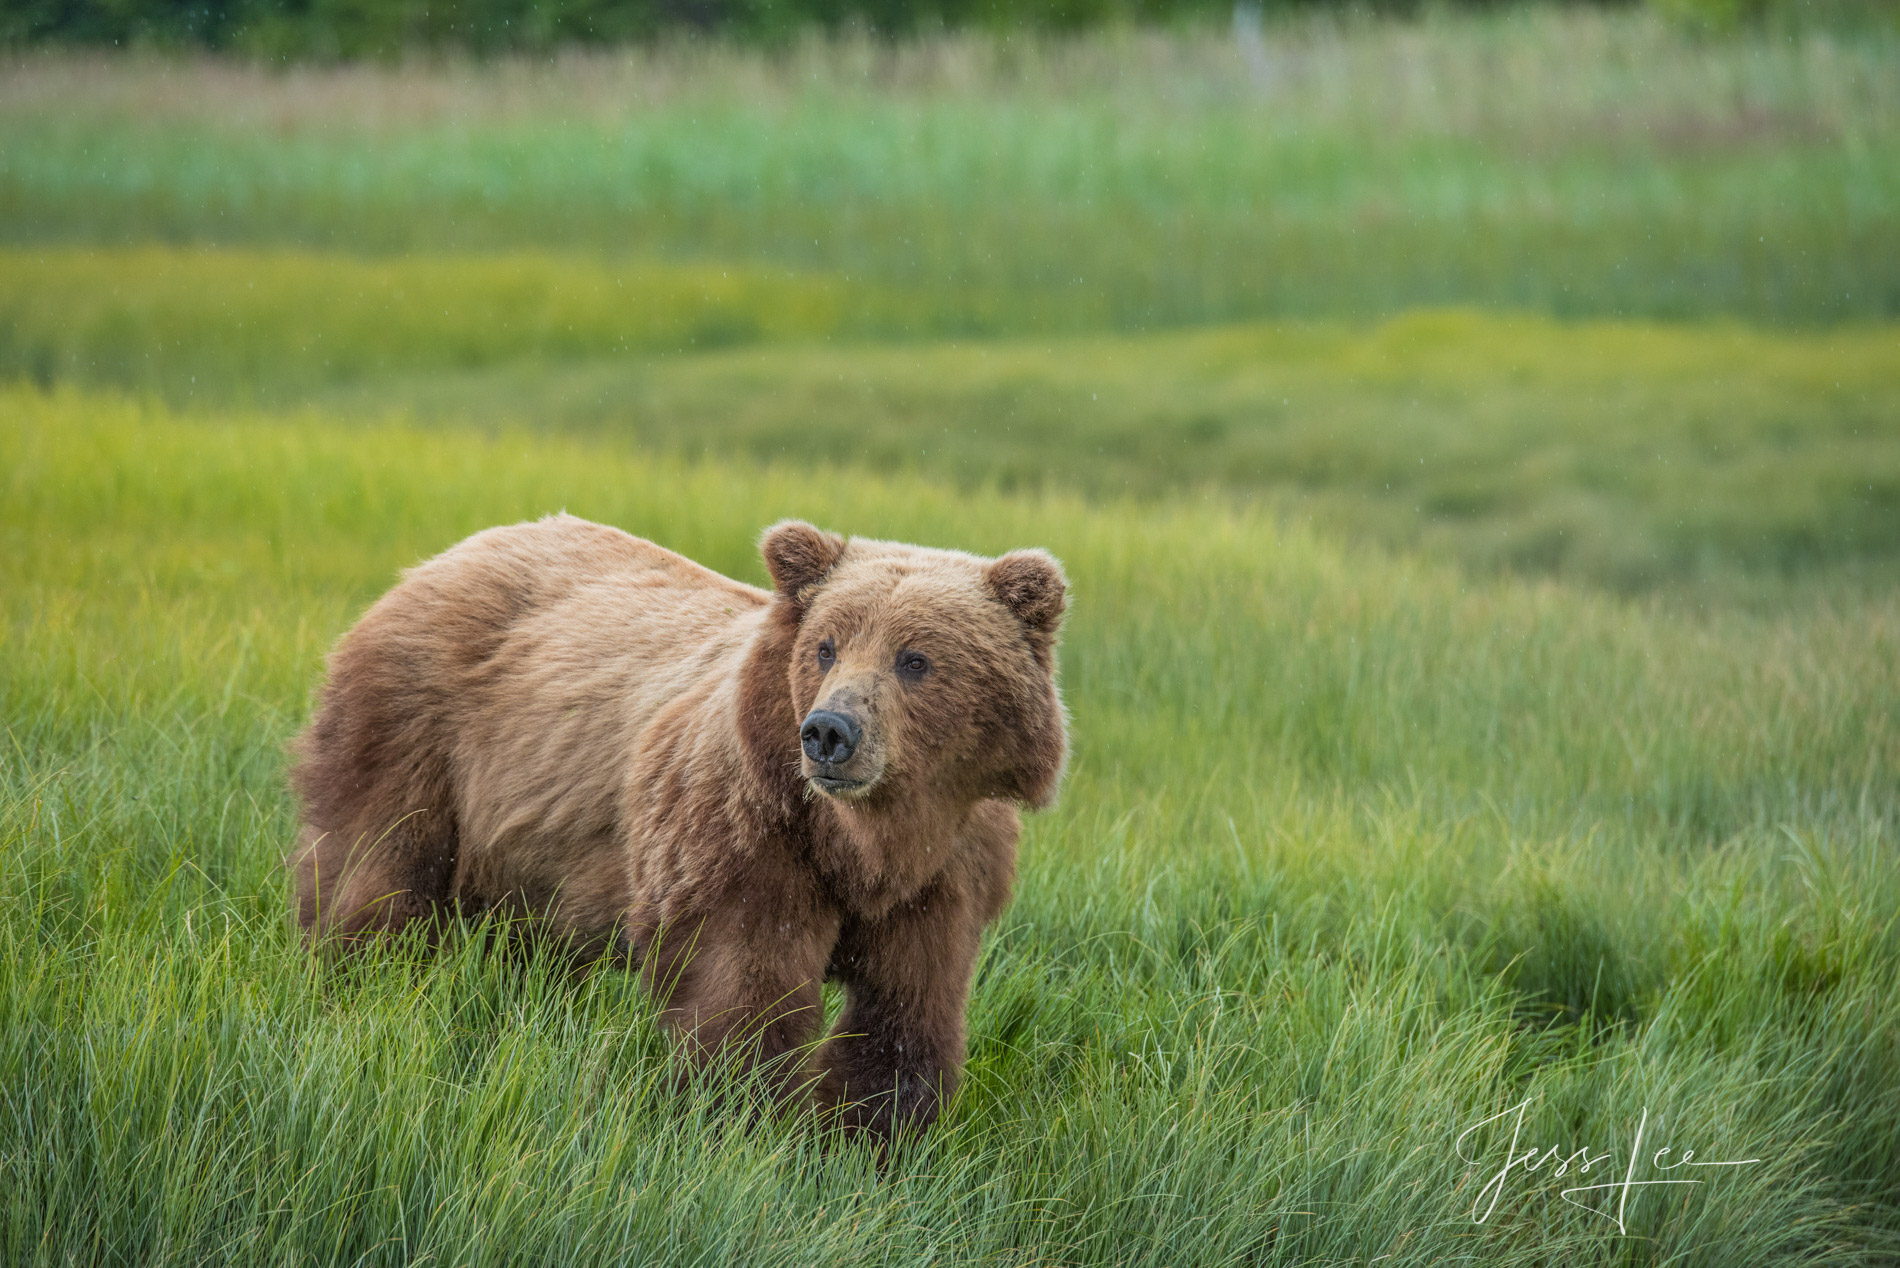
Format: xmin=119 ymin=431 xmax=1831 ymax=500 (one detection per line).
xmin=289 ymin=514 xmax=1068 ymax=1144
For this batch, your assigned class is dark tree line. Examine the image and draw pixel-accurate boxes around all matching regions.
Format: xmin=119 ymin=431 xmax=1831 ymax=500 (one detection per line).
xmin=0 ymin=0 xmax=1621 ymax=55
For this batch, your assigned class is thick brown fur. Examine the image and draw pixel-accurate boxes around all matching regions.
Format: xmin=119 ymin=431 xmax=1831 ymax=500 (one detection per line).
xmin=289 ymin=514 xmax=1068 ymax=1145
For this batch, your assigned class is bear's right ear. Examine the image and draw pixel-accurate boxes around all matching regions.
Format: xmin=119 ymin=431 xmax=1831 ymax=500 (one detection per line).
xmin=760 ymin=520 xmax=846 ymax=607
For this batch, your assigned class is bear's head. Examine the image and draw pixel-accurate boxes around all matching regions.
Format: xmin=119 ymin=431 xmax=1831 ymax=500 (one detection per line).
xmin=757 ymin=520 xmax=1069 ymax=815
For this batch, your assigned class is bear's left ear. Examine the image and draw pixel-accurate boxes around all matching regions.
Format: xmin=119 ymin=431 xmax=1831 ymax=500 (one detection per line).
xmin=760 ymin=520 xmax=846 ymax=607
xmin=987 ymin=549 xmax=1067 ymax=656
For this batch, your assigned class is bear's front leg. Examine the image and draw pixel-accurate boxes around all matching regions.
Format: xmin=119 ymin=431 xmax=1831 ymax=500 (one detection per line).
xmin=644 ymin=888 xmax=842 ymax=1107
xmin=815 ymin=882 xmax=983 ymax=1147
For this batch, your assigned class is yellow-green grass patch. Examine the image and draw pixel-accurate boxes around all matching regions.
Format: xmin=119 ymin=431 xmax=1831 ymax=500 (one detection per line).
xmin=4 ymin=384 xmax=1896 ymax=1262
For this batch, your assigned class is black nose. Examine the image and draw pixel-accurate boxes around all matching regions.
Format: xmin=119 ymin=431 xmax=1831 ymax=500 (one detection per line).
xmin=800 ymin=710 xmax=861 ymax=766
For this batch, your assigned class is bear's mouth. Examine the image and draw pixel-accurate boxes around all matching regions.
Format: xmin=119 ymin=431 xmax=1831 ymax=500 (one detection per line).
xmin=809 ymin=774 xmax=868 ymax=797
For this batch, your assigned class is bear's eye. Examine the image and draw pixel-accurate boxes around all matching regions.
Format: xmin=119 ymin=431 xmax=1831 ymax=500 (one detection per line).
xmin=816 ymin=639 xmax=835 ymax=670
xmin=895 ymin=650 xmax=931 ymax=680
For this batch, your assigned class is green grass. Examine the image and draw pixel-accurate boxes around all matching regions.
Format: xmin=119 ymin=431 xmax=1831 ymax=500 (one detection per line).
xmin=0 ymin=247 xmax=865 ymax=390
xmin=5 ymin=9 xmax=1899 ymax=1262
xmin=4 ymin=385 xmax=1899 ymax=1264
xmin=5 ymin=10 xmax=1899 ymax=326
xmin=9 ymin=245 xmax=1897 ymax=599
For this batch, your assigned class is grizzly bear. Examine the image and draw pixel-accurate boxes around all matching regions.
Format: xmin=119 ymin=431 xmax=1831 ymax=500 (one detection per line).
xmin=289 ymin=515 xmax=1068 ymax=1144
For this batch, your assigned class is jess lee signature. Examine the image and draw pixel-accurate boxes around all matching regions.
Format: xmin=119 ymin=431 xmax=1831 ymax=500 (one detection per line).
xmin=1455 ymin=1098 xmax=1762 ymax=1234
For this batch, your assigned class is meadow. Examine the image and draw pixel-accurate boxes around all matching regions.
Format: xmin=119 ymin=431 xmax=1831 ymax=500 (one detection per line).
xmin=4 ymin=8 xmax=1900 ymax=1266
xmin=5 ymin=11 xmax=1899 ymax=327
xmin=8 ymin=245 xmax=1898 ymax=600
xmin=7 ymin=386 xmax=1900 ymax=1264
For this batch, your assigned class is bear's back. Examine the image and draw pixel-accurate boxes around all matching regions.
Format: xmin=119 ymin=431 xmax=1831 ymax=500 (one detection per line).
xmin=415 ymin=517 xmax=773 ymax=898
xmin=410 ymin=514 xmax=761 ymax=640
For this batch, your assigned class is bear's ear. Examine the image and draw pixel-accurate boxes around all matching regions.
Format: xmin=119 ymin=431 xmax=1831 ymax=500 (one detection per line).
xmin=760 ymin=520 xmax=846 ymax=605
xmin=987 ymin=549 xmax=1067 ymax=649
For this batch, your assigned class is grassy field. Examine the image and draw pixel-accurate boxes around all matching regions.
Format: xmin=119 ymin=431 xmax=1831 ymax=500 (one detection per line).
xmin=7 ymin=245 xmax=1897 ymax=600
xmin=4 ymin=8 xmax=1900 ymax=1265
xmin=4 ymin=11 xmax=1898 ymax=327
xmin=4 ymin=387 xmax=1898 ymax=1264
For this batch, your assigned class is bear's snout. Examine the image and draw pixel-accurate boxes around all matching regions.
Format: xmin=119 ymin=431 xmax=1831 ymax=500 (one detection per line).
xmin=800 ymin=709 xmax=861 ymax=768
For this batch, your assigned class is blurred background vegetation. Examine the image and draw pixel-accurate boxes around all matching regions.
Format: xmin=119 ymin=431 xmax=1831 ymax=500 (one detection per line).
xmin=3 ymin=8 xmax=1895 ymax=603
xmin=4 ymin=0 xmax=1895 ymax=55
